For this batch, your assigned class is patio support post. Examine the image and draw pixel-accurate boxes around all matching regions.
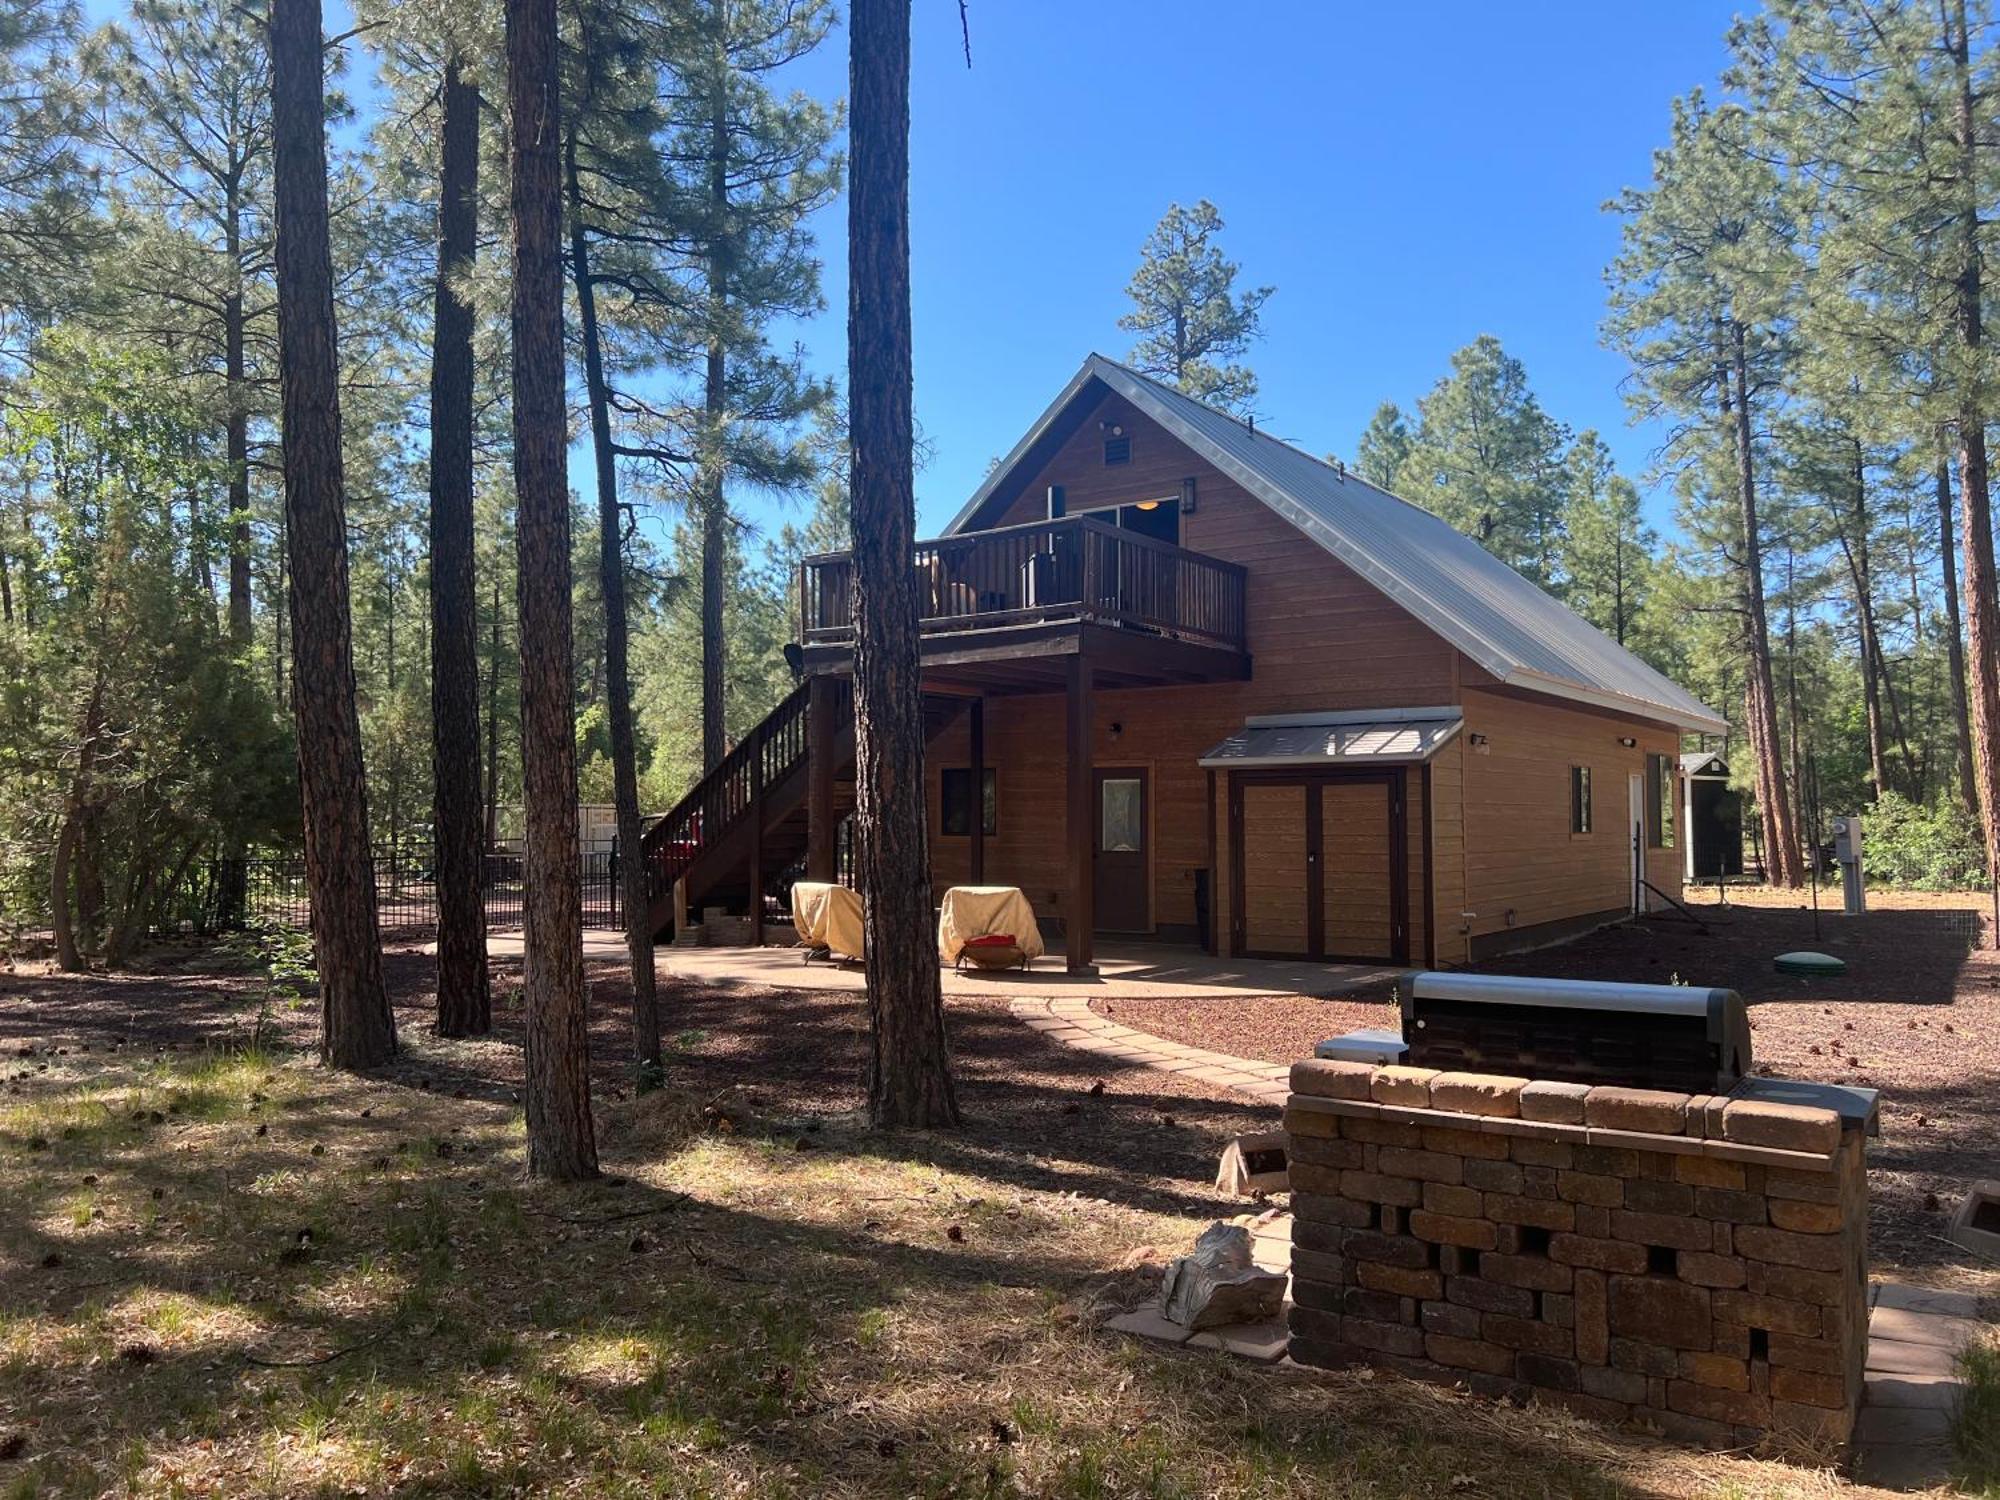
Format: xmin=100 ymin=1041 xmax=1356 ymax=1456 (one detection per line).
xmin=968 ymin=696 xmax=985 ymax=885
xmin=1065 ymin=652 xmax=1096 ymax=974
xmin=806 ymin=673 xmax=836 ymax=882
xmin=748 ymin=740 xmax=765 ymax=946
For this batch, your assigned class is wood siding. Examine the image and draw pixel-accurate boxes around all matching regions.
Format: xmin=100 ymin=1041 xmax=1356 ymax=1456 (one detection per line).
xmin=1241 ymin=783 xmax=1309 ymax=953
xmin=908 ymin=391 xmax=1687 ymax=964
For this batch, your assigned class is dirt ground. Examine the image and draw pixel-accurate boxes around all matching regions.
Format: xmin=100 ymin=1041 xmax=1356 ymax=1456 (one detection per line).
xmin=1095 ymin=886 xmax=2000 ymax=1296
xmin=1 ymin=940 xmax=1909 ymax=1498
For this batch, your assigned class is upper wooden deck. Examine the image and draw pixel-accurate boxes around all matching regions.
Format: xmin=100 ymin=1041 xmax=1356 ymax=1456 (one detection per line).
xmin=795 ymin=514 xmax=1250 ymax=692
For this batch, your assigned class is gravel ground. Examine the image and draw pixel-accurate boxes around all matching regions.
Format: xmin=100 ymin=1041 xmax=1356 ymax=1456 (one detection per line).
xmin=1092 ymin=893 xmax=2000 ymax=1291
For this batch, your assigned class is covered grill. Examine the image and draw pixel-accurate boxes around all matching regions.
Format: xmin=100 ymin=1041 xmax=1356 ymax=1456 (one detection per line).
xmin=1397 ymin=971 xmax=1751 ymax=1095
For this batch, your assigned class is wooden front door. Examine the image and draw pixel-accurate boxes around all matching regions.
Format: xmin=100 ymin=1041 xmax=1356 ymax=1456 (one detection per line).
xmin=1093 ymin=768 xmax=1149 ymax=932
xmin=1231 ymin=771 xmax=1410 ymax=962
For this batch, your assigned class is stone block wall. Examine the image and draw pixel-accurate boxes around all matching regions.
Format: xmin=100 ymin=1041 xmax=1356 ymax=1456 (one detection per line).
xmin=1285 ymin=1060 xmax=1870 ymax=1449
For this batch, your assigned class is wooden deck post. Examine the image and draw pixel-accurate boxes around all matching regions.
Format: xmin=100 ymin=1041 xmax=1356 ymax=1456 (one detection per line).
xmin=748 ymin=738 xmax=765 ymax=946
xmin=968 ymin=696 xmax=985 ymax=886
xmin=1065 ymin=652 xmax=1096 ymax=974
xmin=806 ymin=673 xmax=836 ymax=882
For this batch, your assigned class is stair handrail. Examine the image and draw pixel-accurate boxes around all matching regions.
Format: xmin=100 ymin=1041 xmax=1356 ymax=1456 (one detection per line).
xmin=640 ymin=676 xmax=848 ymax=900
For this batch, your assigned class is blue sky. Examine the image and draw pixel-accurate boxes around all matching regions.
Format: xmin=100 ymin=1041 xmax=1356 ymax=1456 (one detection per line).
xmin=750 ymin=0 xmax=1747 ymax=543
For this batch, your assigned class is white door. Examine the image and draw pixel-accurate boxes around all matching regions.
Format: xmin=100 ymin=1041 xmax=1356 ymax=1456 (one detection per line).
xmin=1628 ymin=772 xmax=1646 ymax=914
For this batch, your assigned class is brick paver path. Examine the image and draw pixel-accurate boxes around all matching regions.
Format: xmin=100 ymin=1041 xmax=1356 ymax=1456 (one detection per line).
xmin=1009 ymin=996 xmax=1289 ymax=1106
xmin=1855 ymin=1280 xmax=1985 ymax=1489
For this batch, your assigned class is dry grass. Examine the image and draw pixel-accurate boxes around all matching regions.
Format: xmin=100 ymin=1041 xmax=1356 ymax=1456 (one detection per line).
xmin=0 ymin=1025 xmax=1924 ymax=1499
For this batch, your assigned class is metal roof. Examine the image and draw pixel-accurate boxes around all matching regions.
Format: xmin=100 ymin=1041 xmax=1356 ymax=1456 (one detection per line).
xmin=1682 ymin=750 xmax=1730 ymax=776
xmin=1198 ymin=708 xmax=1464 ymax=769
xmin=946 ymin=355 xmax=1726 ymax=734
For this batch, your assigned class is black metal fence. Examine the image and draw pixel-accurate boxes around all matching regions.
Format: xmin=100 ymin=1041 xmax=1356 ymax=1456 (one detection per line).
xmin=154 ymin=851 xmax=621 ymax=938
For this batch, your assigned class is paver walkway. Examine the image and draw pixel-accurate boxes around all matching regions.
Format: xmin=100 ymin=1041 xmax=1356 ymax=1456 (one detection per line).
xmin=1009 ymin=995 xmax=1290 ymax=1106
xmin=1856 ymin=1280 xmax=1984 ymax=1489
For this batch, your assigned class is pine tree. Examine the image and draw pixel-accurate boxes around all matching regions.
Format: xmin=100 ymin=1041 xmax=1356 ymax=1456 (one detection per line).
xmin=508 ymin=0 xmax=597 ymax=1177
xmin=87 ymin=0 xmax=273 ymax=647
xmin=268 ymin=0 xmax=395 ymax=1066
xmin=1559 ymin=431 xmax=1658 ymax=655
xmin=1730 ymin=0 xmax=2000 ymax=872
xmin=1354 ymin=401 xmax=1412 ymax=491
xmin=1606 ymin=93 xmax=1804 ymax=886
xmin=1118 ymin=199 xmax=1272 ymax=415
xmin=658 ymin=0 xmax=839 ymax=771
xmin=848 ymin=0 xmax=956 ymax=1129
xmin=427 ymin=41 xmax=491 ymax=1037
xmin=1394 ymin=335 xmax=1570 ymax=587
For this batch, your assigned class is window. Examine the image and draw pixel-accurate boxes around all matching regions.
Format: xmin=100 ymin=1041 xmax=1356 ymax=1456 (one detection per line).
xmin=1645 ymin=753 xmax=1675 ymax=849
xmin=1570 ymin=765 xmax=1592 ymax=834
xmin=1103 ymin=433 xmax=1131 ymax=465
xmin=941 ymin=768 xmax=996 ymax=837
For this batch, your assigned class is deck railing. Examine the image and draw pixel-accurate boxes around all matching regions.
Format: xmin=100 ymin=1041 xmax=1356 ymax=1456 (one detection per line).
xmin=639 ymin=676 xmax=851 ymax=898
xmin=798 ymin=515 xmax=1247 ymax=652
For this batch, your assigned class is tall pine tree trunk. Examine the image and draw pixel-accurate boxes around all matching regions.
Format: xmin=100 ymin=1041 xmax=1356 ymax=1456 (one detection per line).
xmin=269 ymin=0 xmax=395 ymax=1068
xmin=1938 ymin=451 xmax=1977 ymax=813
xmin=849 ymin=0 xmax=957 ymax=1129
xmin=225 ymin=187 xmax=253 ymax=647
xmin=1728 ymin=323 xmax=1801 ymax=887
xmin=1953 ymin=0 xmax=2000 ymax=882
xmin=508 ymin=0 xmax=598 ymax=1179
xmin=429 ymin=54 xmax=491 ymax=1038
xmin=700 ymin=82 xmax=729 ymax=774
xmin=565 ymin=133 xmax=662 ymax=1077
xmin=485 ymin=573 xmax=502 ymax=849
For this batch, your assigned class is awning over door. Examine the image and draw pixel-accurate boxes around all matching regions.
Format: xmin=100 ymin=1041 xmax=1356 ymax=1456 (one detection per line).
xmin=1198 ymin=707 xmax=1463 ymax=769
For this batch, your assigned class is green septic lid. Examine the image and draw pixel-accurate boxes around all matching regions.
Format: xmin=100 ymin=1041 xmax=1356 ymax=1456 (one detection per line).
xmin=1774 ymin=951 xmax=1847 ymax=977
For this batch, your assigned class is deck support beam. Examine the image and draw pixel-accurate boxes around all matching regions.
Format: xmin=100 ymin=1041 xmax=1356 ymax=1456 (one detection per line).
xmin=968 ymin=697 xmax=985 ymax=886
xmin=1065 ymin=653 xmax=1095 ymax=974
xmin=806 ymin=673 xmax=836 ymax=882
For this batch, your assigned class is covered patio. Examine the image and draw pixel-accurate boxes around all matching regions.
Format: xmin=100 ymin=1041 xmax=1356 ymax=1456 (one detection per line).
xmin=651 ymin=937 xmax=1393 ymax=1002
xmin=475 ymin=930 xmax=1392 ymax=1001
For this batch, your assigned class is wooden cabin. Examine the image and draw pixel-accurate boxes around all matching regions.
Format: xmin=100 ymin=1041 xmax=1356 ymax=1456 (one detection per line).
xmin=642 ymin=355 xmax=1725 ymax=973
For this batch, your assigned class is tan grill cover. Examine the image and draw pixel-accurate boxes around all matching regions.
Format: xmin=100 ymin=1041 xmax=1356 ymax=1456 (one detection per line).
xmin=937 ymin=885 xmax=1045 ymax=964
xmin=790 ymin=881 xmax=864 ymax=961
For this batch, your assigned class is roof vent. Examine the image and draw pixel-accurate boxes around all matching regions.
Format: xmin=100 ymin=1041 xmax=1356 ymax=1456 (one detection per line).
xmin=1103 ymin=434 xmax=1131 ymax=466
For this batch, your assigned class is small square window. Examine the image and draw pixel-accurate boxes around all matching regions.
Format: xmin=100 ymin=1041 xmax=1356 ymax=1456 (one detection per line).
xmin=1570 ymin=765 xmax=1592 ymax=835
xmin=941 ymin=768 xmax=996 ymax=837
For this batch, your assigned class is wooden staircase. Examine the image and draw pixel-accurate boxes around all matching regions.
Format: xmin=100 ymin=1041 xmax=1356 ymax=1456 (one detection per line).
xmin=640 ymin=679 xmax=967 ymax=940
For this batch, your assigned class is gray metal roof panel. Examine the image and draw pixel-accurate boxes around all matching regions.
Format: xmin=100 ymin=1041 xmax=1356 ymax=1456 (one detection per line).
xmin=948 ymin=355 xmax=1726 ymax=735
xmin=1199 ymin=714 xmax=1463 ymax=769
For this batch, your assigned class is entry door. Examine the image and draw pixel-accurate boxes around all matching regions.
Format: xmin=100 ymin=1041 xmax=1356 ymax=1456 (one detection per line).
xmin=1093 ymin=768 xmax=1149 ymax=932
xmin=1628 ymin=771 xmax=1646 ymax=914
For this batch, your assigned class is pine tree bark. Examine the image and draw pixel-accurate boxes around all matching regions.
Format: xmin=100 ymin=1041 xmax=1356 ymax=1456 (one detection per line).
xmin=225 ymin=184 xmax=253 ymax=647
xmin=1938 ymin=452 xmax=1977 ymax=814
xmin=269 ymin=0 xmax=395 ymax=1068
xmin=565 ymin=131 xmax=661 ymax=1076
xmin=1951 ymin=0 xmax=2000 ymax=881
xmin=1727 ymin=322 xmax=1801 ymax=887
xmin=700 ymin=81 xmax=730 ymax=774
xmin=508 ymin=0 xmax=598 ymax=1178
xmin=848 ymin=0 xmax=958 ymax=1129
xmin=429 ymin=54 xmax=491 ymax=1038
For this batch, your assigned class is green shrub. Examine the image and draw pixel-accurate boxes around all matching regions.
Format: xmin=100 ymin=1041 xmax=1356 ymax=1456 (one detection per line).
xmin=1861 ymin=791 xmax=1988 ymax=891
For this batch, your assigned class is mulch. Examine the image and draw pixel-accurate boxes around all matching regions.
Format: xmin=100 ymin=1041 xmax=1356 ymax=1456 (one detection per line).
xmin=1092 ymin=900 xmax=2000 ymax=1288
